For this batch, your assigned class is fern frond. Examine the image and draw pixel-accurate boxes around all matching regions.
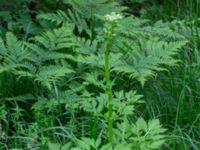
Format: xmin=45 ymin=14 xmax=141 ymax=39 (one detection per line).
xmin=3 ymin=94 xmax=35 ymax=102
xmin=38 ymin=10 xmax=91 ymax=36
xmin=76 ymin=52 xmax=122 ymax=69
xmin=34 ymin=24 xmax=75 ymax=50
xmin=35 ymin=65 xmax=74 ymax=89
xmin=6 ymin=32 xmax=31 ymax=64
xmin=76 ymin=38 xmax=97 ymax=54
xmin=0 ymin=33 xmax=31 ymax=74
xmin=25 ymin=43 xmax=70 ymax=66
xmin=110 ymin=18 xmax=188 ymax=85
xmin=0 ymin=38 xmax=6 ymax=57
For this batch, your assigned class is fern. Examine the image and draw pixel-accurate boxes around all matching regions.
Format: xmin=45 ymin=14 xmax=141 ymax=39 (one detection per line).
xmin=34 ymin=65 xmax=73 ymax=89
xmin=34 ymin=24 xmax=76 ymax=50
xmin=38 ymin=10 xmax=91 ymax=36
xmin=0 ymin=32 xmax=30 ymax=73
xmin=58 ymin=15 xmax=188 ymax=86
xmin=83 ymin=16 xmax=187 ymax=85
xmin=0 ymin=25 xmax=75 ymax=89
xmin=25 ymin=26 xmax=75 ymax=89
xmin=38 ymin=0 xmax=125 ymax=37
xmin=0 ymin=38 xmax=6 ymax=57
xmin=113 ymin=36 xmax=187 ymax=84
xmin=71 ymin=19 xmax=187 ymax=85
xmin=64 ymin=0 xmax=123 ymax=19
xmin=75 ymin=37 xmax=98 ymax=54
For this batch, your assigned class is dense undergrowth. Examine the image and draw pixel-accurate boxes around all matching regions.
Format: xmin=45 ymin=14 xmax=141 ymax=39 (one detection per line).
xmin=0 ymin=0 xmax=199 ymax=150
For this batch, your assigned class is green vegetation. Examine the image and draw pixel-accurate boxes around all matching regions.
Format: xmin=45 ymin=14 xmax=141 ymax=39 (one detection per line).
xmin=0 ymin=0 xmax=199 ymax=149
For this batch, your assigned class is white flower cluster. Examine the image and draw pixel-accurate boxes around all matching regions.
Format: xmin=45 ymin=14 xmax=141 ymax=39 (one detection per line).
xmin=105 ymin=12 xmax=123 ymax=22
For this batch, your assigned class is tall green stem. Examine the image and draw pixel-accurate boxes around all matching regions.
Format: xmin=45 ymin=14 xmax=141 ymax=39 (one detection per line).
xmin=105 ymin=34 xmax=113 ymax=143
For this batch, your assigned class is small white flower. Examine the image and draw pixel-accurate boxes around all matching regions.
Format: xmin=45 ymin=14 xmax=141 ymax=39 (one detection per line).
xmin=105 ymin=12 xmax=123 ymax=22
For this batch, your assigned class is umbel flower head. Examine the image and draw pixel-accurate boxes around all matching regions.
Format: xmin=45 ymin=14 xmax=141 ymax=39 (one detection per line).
xmin=105 ymin=12 xmax=123 ymax=22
